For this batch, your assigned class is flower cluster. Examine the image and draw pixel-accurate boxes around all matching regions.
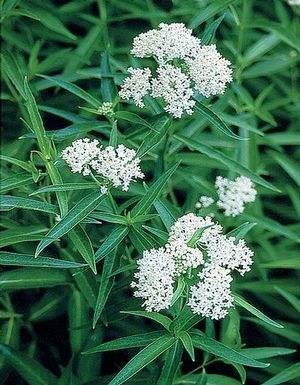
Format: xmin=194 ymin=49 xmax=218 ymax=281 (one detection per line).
xmin=215 ymin=176 xmax=257 ymax=217
xmin=132 ymin=213 xmax=253 ymax=318
xmin=287 ymin=0 xmax=300 ymax=6
xmin=196 ymin=176 xmax=257 ymax=217
xmin=120 ymin=23 xmax=232 ymax=118
xmin=97 ymin=102 xmax=114 ymax=117
xmin=61 ymin=139 xmax=144 ymax=192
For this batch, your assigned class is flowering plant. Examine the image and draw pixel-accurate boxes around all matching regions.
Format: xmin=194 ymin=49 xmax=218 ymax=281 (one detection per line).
xmin=1 ymin=2 xmax=299 ymax=385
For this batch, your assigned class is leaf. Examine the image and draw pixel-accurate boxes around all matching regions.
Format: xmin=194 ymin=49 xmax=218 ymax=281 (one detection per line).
xmin=170 ymin=306 xmax=203 ymax=333
xmin=0 ymin=268 xmax=69 ymax=290
xmin=156 ymin=341 xmax=183 ymax=385
xmin=68 ymin=290 xmax=89 ymax=353
xmin=35 ymin=192 xmax=105 ymax=257
xmin=190 ymin=330 xmax=269 ymax=368
xmin=93 ymin=249 xmax=116 ymax=328
xmin=261 ymin=362 xmax=300 ymax=385
xmin=275 ymin=287 xmax=300 ymax=314
xmin=1 ymin=51 xmax=26 ymax=98
xmin=178 ymin=331 xmax=195 ymax=361
xmin=0 ymin=344 xmax=57 ymax=385
xmin=109 ymin=120 xmax=118 ymax=147
xmin=107 ymin=335 xmax=176 ymax=385
xmin=39 ymin=75 xmax=101 ymax=108
xmin=194 ymin=102 xmax=241 ymax=140
xmin=100 ymin=49 xmax=115 ymax=102
xmin=121 ymin=311 xmax=172 ymax=331
xmin=242 ymin=347 xmax=296 ymax=360
xmin=31 ymin=183 xmax=99 ymax=195
xmin=68 ymin=225 xmax=96 ymax=273
xmin=174 ymin=135 xmax=280 ymax=192
xmin=115 ymin=111 xmax=151 ymax=129
xmin=201 ymin=14 xmax=225 ymax=45
xmin=226 ymin=222 xmax=257 ymax=241
xmin=0 ymin=155 xmax=33 ymax=172
xmin=0 ymin=172 xmax=33 ymax=193
xmin=249 ymin=21 xmax=300 ymax=52
xmin=137 ymin=115 xmax=171 ymax=157
xmin=0 ymin=252 xmax=85 ymax=269
xmin=0 ymin=195 xmax=58 ymax=214
xmin=189 ymin=0 xmax=236 ymax=28
xmin=90 ymin=212 xmax=127 ymax=225
xmin=269 ymin=151 xmax=300 ymax=187
xmin=83 ymin=331 xmax=167 ymax=354
xmin=132 ymin=163 xmax=178 ymax=217
xmin=95 ymin=226 xmax=129 ymax=262
xmin=234 ymin=294 xmax=283 ymax=329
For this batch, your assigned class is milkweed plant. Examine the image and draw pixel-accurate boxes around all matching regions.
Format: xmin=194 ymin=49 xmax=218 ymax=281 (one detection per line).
xmin=1 ymin=1 xmax=299 ymax=385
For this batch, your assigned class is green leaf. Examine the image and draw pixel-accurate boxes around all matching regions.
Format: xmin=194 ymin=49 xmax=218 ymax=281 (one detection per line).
xmin=93 ymin=249 xmax=116 ymax=328
xmin=178 ymin=331 xmax=195 ymax=361
xmin=0 ymin=195 xmax=58 ymax=214
xmin=242 ymin=347 xmax=296 ymax=360
xmin=35 ymin=192 xmax=105 ymax=257
xmin=90 ymin=212 xmax=127 ymax=225
xmin=100 ymin=49 xmax=115 ymax=102
xmin=132 ymin=164 xmax=178 ymax=217
xmin=69 ymin=225 xmax=96 ymax=274
xmin=109 ymin=120 xmax=118 ymax=147
xmin=0 ymin=268 xmax=69 ymax=290
xmin=83 ymin=331 xmax=167 ymax=354
xmin=275 ymin=287 xmax=300 ymax=314
xmin=121 ymin=311 xmax=172 ymax=331
xmin=156 ymin=341 xmax=183 ymax=385
xmin=234 ymin=294 xmax=283 ymax=329
xmin=189 ymin=0 xmax=236 ymax=28
xmin=0 ymin=155 xmax=33 ymax=172
xmin=0 ymin=344 xmax=57 ymax=385
xmin=261 ymin=362 xmax=300 ymax=385
xmin=115 ymin=111 xmax=151 ymax=129
xmin=1 ymin=51 xmax=26 ymax=98
xmin=269 ymin=151 xmax=300 ymax=187
xmin=0 ymin=252 xmax=85 ymax=269
xmin=226 ymin=222 xmax=256 ymax=242
xmin=137 ymin=115 xmax=171 ymax=157
xmin=107 ymin=335 xmax=176 ymax=385
xmin=39 ymin=75 xmax=101 ymax=108
xmin=201 ymin=15 xmax=225 ymax=45
xmin=0 ymin=172 xmax=33 ymax=193
xmin=194 ymin=102 xmax=241 ymax=140
xmin=174 ymin=135 xmax=280 ymax=192
xmin=170 ymin=306 xmax=203 ymax=333
xmin=190 ymin=330 xmax=269 ymax=368
xmin=95 ymin=226 xmax=129 ymax=262
xmin=68 ymin=290 xmax=89 ymax=353
xmin=249 ymin=21 xmax=300 ymax=52
xmin=31 ymin=183 xmax=99 ymax=195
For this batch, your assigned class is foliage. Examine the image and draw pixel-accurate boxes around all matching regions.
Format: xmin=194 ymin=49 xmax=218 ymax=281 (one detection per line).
xmin=1 ymin=0 xmax=299 ymax=385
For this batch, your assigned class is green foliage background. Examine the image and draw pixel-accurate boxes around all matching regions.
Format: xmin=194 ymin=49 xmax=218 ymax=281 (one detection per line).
xmin=1 ymin=0 xmax=299 ymax=384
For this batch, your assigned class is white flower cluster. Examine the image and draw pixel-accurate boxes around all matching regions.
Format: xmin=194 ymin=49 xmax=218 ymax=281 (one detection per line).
xmin=287 ymin=0 xmax=300 ymax=6
xmin=120 ymin=23 xmax=232 ymax=118
xmin=132 ymin=213 xmax=254 ymax=318
xmin=195 ymin=196 xmax=215 ymax=209
xmin=215 ymin=176 xmax=257 ymax=217
xmin=61 ymin=139 xmax=144 ymax=192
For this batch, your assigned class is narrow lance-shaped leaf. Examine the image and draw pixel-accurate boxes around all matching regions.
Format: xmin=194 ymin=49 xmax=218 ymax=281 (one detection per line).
xmin=0 ymin=344 xmax=57 ymax=385
xmin=35 ymin=192 xmax=105 ymax=257
xmin=0 ymin=195 xmax=58 ymax=214
xmin=83 ymin=331 xmax=167 ymax=354
xmin=234 ymin=294 xmax=283 ymax=329
xmin=190 ymin=329 xmax=269 ymax=368
xmin=95 ymin=226 xmax=129 ymax=262
xmin=0 ymin=252 xmax=85 ymax=269
xmin=121 ymin=311 xmax=172 ymax=331
xmin=132 ymin=163 xmax=179 ymax=217
xmin=174 ymin=134 xmax=280 ymax=192
xmin=108 ymin=335 xmax=177 ymax=385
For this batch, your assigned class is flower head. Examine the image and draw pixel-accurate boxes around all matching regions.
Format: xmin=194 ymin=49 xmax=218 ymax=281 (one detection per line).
xmin=166 ymin=240 xmax=203 ymax=275
xmin=97 ymin=102 xmax=114 ymax=117
xmin=61 ymin=138 xmax=100 ymax=176
xmin=90 ymin=144 xmax=144 ymax=191
xmin=131 ymin=23 xmax=201 ymax=65
xmin=195 ymin=196 xmax=215 ymax=209
xmin=131 ymin=247 xmax=175 ymax=312
xmin=215 ymin=176 xmax=257 ymax=217
xmin=151 ymin=64 xmax=195 ymax=118
xmin=189 ymin=263 xmax=234 ymax=320
xmin=287 ymin=0 xmax=300 ymax=6
xmin=119 ymin=67 xmax=151 ymax=108
xmin=187 ymin=45 xmax=233 ymax=98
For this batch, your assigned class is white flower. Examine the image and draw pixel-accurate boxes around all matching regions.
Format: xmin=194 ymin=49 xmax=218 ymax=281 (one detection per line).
xmin=215 ymin=176 xmax=257 ymax=217
xmin=166 ymin=240 xmax=203 ymax=275
xmin=151 ymin=64 xmax=195 ymax=118
xmin=61 ymin=138 xmax=100 ymax=176
xmin=287 ymin=0 xmax=300 ymax=6
xmin=97 ymin=102 xmax=114 ymax=117
xmin=168 ymin=213 xmax=221 ymax=245
xmin=187 ymin=44 xmax=232 ymax=98
xmin=131 ymin=23 xmax=201 ymax=65
xmin=131 ymin=247 xmax=175 ymax=312
xmin=119 ymin=67 xmax=151 ymax=108
xmin=195 ymin=196 xmax=215 ymax=209
xmin=90 ymin=144 xmax=144 ymax=191
xmin=189 ymin=263 xmax=234 ymax=320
